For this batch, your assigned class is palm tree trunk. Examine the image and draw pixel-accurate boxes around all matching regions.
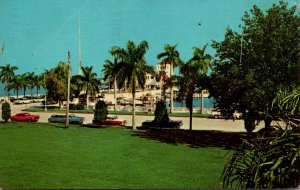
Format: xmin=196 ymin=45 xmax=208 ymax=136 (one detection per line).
xmin=189 ymin=105 xmax=193 ymax=130
xmin=114 ymin=76 xmax=117 ymax=111
xmin=7 ymin=81 xmax=10 ymax=99
xmin=170 ymin=62 xmax=173 ymax=113
xmin=132 ymin=85 xmax=136 ymax=130
xmin=170 ymin=86 xmax=174 ymax=113
xmin=201 ymin=90 xmax=204 ymax=114
xmin=86 ymin=89 xmax=89 ymax=110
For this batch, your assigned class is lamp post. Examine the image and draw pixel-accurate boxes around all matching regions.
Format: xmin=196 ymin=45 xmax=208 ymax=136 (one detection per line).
xmin=65 ymin=50 xmax=71 ymax=128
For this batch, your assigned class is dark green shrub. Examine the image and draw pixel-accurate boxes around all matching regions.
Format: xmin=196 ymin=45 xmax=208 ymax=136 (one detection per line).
xmin=154 ymin=101 xmax=169 ymax=124
xmin=2 ymin=101 xmax=11 ymax=122
xmin=93 ymin=100 xmax=108 ymax=122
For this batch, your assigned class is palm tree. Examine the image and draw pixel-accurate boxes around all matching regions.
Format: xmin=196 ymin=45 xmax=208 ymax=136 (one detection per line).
xmin=111 ymin=40 xmax=154 ymax=130
xmin=0 ymin=64 xmax=18 ymax=100
xmin=20 ymin=73 xmax=29 ymax=98
xmin=102 ymin=54 xmax=119 ymax=111
xmin=25 ymin=72 xmax=36 ymax=99
xmin=157 ymin=44 xmax=183 ymax=113
xmin=71 ymin=75 xmax=84 ymax=99
xmin=180 ymin=45 xmax=212 ymax=130
xmin=188 ymin=45 xmax=212 ymax=114
xmin=10 ymin=74 xmax=22 ymax=99
xmin=80 ymin=66 xmax=100 ymax=109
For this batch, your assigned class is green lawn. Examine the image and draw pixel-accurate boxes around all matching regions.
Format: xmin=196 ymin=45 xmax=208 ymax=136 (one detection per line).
xmin=0 ymin=122 xmax=228 ymax=189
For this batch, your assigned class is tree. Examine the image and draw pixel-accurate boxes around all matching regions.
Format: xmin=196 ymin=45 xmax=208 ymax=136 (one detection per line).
xmin=1 ymin=101 xmax=11 ymax=122
xmin=46 ymin=61 xmax=68 ymax=107
xmin=93 ymin=100 xmax=108 ymax=123
xmin=0 ymin=64 xmax=18 ymax=100
xmin=188 ymin=45 xmax=212 ymax=114
xmin=222 ymin=87 xmax=300 ymax=189
xmin=26 ymin=72 xmax=35 ymax=98
xmin=102 ymin=52 xmax=119 ymax=110
xmin=20 ymin=73 xmax=29 ymax=98
xmin=70 ymin=75 xmax=84 ymax=99
xmin=157 ymin=44 xmax=183 ymax=112
xmin=179 ymin=45 xmax=212 ymax=130
xmin=10 ymin=74 xmax=22 ymax=99
xmin=111 ymin=40 xmax=154 ymax=130
xmin=79 ymin=66 xmax=100 ymax=109
xmin=209 ymin=1 xmax=300 ymax=131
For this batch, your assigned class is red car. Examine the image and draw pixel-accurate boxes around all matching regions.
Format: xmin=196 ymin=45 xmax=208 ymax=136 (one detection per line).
xmin=10 ymin=112 xmax=40 ymax=122
xmin=100 ymin=116 xmax=126 ymax=126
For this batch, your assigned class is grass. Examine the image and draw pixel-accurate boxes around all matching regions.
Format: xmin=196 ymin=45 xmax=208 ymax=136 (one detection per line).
xmin=0 ymin=122 xmax=228 ymax=189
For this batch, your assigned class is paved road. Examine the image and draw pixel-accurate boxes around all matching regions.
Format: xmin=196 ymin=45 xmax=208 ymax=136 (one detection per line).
xmin=7 ymin=103 xmax=266 ymax=132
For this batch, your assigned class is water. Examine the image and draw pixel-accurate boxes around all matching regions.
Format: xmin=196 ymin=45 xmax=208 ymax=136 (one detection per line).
xmin=0 ymin=82 xmax=45 ymax=98
xmin=166 ymin=97 xmax=215 ymax=108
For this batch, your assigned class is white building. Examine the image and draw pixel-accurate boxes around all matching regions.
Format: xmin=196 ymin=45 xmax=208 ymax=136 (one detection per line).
xmin=145 ymin=62 xmax=172 ymax=90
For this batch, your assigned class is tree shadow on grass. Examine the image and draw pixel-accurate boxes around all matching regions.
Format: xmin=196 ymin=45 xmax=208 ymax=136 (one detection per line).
xmin=132 ymin=129 xmax=248 ymax=150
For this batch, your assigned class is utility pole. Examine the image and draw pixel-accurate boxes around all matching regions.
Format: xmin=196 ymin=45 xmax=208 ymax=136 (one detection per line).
xmin=65 ymin=50 xmax=71 ymax=128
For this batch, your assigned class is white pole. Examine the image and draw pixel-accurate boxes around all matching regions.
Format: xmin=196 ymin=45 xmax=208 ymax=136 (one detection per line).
xmin=65 ymin=51 xmax=71 ymax=128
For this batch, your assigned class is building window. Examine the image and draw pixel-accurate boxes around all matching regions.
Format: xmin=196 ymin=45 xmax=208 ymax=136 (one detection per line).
xmin=151 ymin=76 xmax=154 ymax=79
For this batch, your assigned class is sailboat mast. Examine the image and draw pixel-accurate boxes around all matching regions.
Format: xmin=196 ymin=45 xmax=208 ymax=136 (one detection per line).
xmin=78 ymin=13 xmax=82 ymax=75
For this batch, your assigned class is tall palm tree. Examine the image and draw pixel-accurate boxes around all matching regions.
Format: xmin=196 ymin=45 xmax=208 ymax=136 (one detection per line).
xmin=111 ymin=40 xmax=154 ymax=130
xmin=180 ymin=45 xmax=212 ymax=130
xmin=0 ymin=64 xmax=18 ymax=100
xmin=20 ymin=73 xmax=29 ymax=98
xmin=80 ymin=66 xmax=100 ymax=109
xmin=25 ymin=72 xmax=36 ymax=99
xmin=10 ymin=74 xmax=22 ymax=99
xmin=102 ymin=54 xmax=119 ymax=111
xmin=188 ymin=45 xmax=212 ymax=113
xmin=157 ymin=44 xmax=183 ymax=113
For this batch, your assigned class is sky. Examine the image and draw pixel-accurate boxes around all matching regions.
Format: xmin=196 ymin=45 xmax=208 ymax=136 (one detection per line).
xmin=0 ymin=0 xmax=298 ymax=77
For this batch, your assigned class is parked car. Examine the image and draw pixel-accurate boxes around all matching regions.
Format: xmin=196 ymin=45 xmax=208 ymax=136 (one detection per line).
xmin=141 ymin=119 xmax=183 ymax=129
xmin=209 ymin=110 xmax=242 ymax=119
xmin=10 ymin=112 xmax=40 ymax=122
xmin=96 ymin=116 xmax=127 ymax=126
xmin=48 ymin=114 xmax=84 ymax=124
xmin=14 ymin=98 xmax=32 ymax=104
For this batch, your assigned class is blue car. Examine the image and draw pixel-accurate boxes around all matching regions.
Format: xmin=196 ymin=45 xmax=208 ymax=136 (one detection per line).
xmin=48 ymin=114 xmax=84 ymax=124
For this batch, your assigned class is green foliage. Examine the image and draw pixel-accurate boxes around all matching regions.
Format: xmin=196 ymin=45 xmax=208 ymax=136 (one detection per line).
xmin=209 ymin=1 xmax=300 ymax=130
xmin=0 ymin=64 xmax=18 ymax=98
xmin=222 ymin=84 xmax=300 ymax=189
xmin=154 ymin=101 xmax=169 ymax=124
xmin=1 ymin=101 xmax=11 ymax=122
xmin=93 ymin=100 xmax=108 ymax=122
xmin=222 ymin=131 xmax=300 ymax=189
xmin=46 ymin=61 xmax=68 ymax=106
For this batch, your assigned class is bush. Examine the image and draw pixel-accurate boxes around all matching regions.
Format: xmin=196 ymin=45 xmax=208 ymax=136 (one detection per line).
xmin=2 ymin=101 xmax=11 ymax=122
xmin=93 ymin=100 xmax=108 ymax=122
xmin=154 ymin=101 xmax=169 ymax=124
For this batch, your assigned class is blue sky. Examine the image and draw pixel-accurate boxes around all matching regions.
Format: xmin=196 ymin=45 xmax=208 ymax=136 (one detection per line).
xmin=0 ymin=0 xmax=296 ymax=76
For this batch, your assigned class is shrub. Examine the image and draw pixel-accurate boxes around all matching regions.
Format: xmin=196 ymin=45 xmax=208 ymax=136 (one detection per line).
xmin=93 ymin=100 xmax=108 ymax=122
xmin=154 ymin=101 xmax=169 ymax=124
xmin=2 ymin=101 xmax=11 ymax=122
